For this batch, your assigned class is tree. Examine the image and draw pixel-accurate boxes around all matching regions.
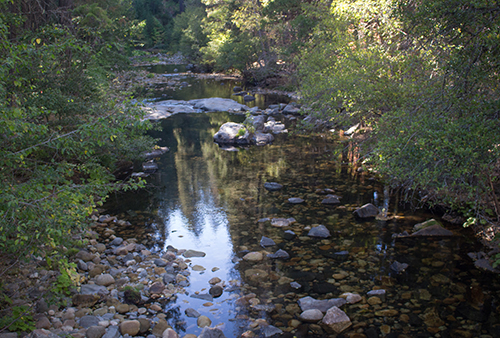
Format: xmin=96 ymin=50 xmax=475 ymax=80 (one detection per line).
xmin=297 ymin=0 xmax=500 ymax=220
xmin=0 ymin=0 xmax=156 ymax=256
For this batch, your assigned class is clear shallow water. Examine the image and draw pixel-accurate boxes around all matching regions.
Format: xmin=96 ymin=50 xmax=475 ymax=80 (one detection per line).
xmin=103 ymin=112 xmax=500 ymax=337
xmin=137 ymin=64 xmax=291 ymax=109
xmin=103 ymin=70 xmax=500 ymax=337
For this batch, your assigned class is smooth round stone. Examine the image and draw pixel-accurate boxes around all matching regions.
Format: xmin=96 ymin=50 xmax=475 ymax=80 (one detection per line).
xmin=150 ymin=304 xmax=162 ymax=312
xmin=264 ymin=182 xmax=283 ymax=191
xmin=98 ymin=321 xmax=109 ymax=328
xmin=119 ymin=320 xmax=141 ymax=336
xmin=209 ymin=277 xmax=221 ymax=285
xmin=162 ymin=328 xmax=178 ymax=338
xmin=116 ymin=304 xmax=130 ymax=314
xmin=197 ymin=316 xmax=211 ymax=328
xmin=95 ymin=274 xmax=115 ymax=286
xmin=185 ymin=308 xmax=201 ymax=318
xmin=242 ymin=252 xmax=263 ymax=262
xmin=138 ymin=318 xmax=151 ymax=334
xmin=86 ymin=325 xmax=106 ymax=338
xmin=93 ymin=307 xmax=108 ymax=316
xmin=79 ymin=315 xmax=99 ymax=328
xmin=375 ymin=309 xmax=398 ymax=317
xmin=288 ymin=197 xmax=304 ymax=204
xmin=154 ymin=259 xmax=167 ymax=267
xmin=183 ymin=250 xmax=206 ymax=258
xmin=332 ymin=273 xmax=347 ymax=280
xmin=209 ymin=285 xmax=223 ymax=298
xmin=343 ymin=293 xmax=362 ymax=304
xmin=192 ymin=265 xmax=206 ymax=271
xmin=299 ymin=309 xmax=324 ymax=322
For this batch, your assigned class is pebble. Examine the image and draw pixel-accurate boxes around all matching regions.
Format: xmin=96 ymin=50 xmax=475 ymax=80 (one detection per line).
xmin=367 ymin=296 xmax=382 ymax=305
xmin=197 ymin=316 xmax=211 ymax=328
xmin=119 ymin=320 xmax=141 ymax=336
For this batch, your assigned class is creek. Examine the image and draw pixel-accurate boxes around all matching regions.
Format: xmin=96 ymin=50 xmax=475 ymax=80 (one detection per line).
xmin=103 ymin=66 xmax=500 ymax=338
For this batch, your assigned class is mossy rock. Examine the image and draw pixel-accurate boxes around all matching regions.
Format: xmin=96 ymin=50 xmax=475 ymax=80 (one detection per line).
xmin=413 ymin=219 xmax=441 ymax=232
xmin=124 ymin=287 xmax=142 ymax=305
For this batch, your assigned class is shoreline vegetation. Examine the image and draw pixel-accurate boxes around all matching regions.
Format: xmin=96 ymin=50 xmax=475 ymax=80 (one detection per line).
xmin=1 ymin=0 xmax=500 ymax=336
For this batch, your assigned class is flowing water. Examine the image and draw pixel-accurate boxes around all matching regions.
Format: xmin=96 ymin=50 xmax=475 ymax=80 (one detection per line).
xmin=103 ymin=68 xmax=500 ymax=337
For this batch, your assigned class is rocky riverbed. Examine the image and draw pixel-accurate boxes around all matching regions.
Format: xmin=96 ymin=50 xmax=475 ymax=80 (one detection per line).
xmin=3 ymin=197 xmax=499 ymax=338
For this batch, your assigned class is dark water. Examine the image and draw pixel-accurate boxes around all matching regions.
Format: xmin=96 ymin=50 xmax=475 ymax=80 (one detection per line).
xmin=104 ymin=70 xmax=500 ymax=337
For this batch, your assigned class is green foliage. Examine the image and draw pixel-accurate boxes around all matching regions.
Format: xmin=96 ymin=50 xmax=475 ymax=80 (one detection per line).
xmin=0 ymin=1 xmax=156 ymax=257
xmin=296 ymin=0 xmax=500 ymax=225
xmin=53 ymin=259 xmax=81 ymax=297
xmin=236 ymin=128 xmax=246 ymax=137
xmin=171 ymin=4 xmax=208 ymax=59
xmin=0 ymin=305 xmax=35 ymax=333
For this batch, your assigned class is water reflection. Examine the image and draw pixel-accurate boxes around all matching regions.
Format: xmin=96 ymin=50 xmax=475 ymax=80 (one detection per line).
xmin=104 ymin=112 xmax=500 ymax=338
xmin=139 ymin=64 xmax=291 ymax=109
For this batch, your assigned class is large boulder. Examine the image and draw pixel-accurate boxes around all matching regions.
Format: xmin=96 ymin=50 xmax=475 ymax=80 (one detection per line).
xmin=190 ymin=98 xmax=248 ymax=112
xmin=214 ymin=122 xmax=251 ymax=145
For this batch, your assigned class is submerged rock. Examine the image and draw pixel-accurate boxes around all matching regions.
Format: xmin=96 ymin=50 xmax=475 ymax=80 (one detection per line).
xmin=283 ymin=230 xmax=296 ymax=240
xmin=299 ymin=309 xmax=324 ymax=322
xmin=390 ymin=261 xmax=409 ymax=274
xmin=298 ymin=296 xmax=346 ymax=313
xmin=271 ymin=218 xmax=295 ymax=227
xmin=185 ymin=308 xmax=201 ymax=318
xmin=252 ymin=131 xmax=274 ymax=146
xmin=413 ymin=218 xmax=441 ymax=232
xmin=288 ymin=197 xmax=304 ymax=204
xmin=209 ymin=285 xmax=223 ymax=298
xmin=412 ymin=224 xmax=453 ymax=236
xmin=198 ymin=327 xmax=226 ymax=338
xmin=183 ymin=250 xmax=206 ymax=258
xmin=264 ymin=182 xmax=283 ymax=191
xmin=267 ymin=249 xmax=290 ymax=260
xmin=242 ymin=251 xmax=264 ymax=262
xmin=260 ymin=236 xmax=276 ymax=248
xmin=262 ymin=325 xmax=283 ymax=337
xmin=321 ymin=306 xmax=352 ymax=334
xmin=321 ymin=195 xmax=341 ymax=205
xmin=353 ymin=203 xmax=379 ymax=218
xmin=308 ymin=225 xmax=331 ymax=238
